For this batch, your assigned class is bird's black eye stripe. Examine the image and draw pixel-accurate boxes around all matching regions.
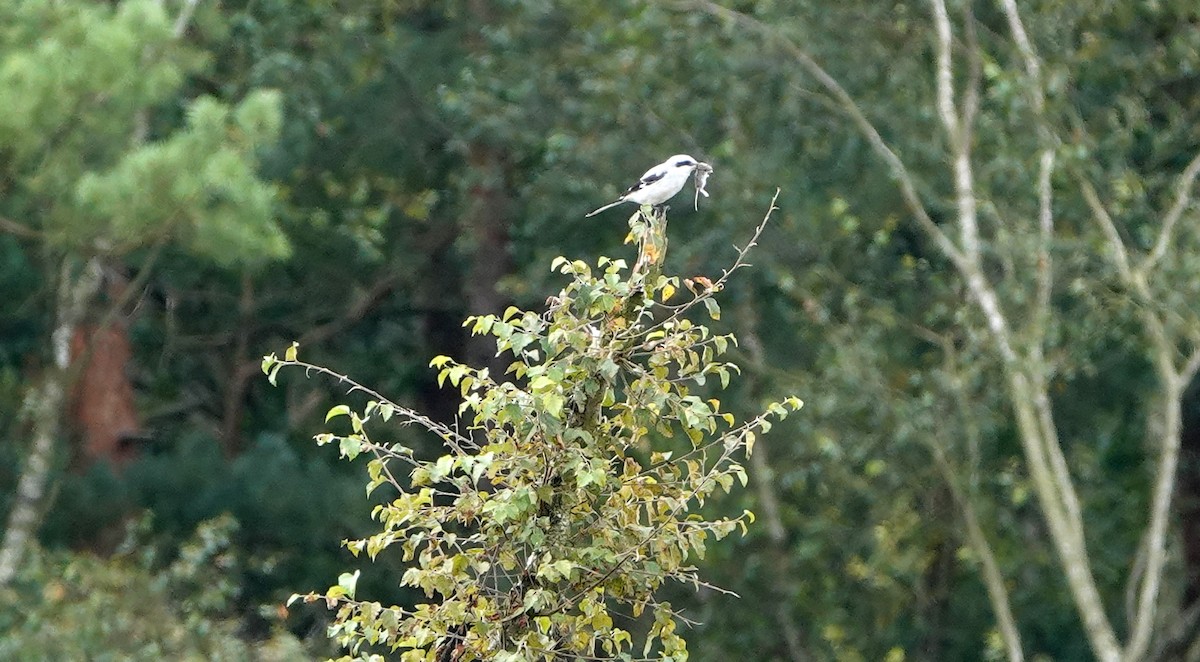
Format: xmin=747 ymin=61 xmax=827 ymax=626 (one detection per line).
xmin=675 ymin=159 xmax=694 ymax=167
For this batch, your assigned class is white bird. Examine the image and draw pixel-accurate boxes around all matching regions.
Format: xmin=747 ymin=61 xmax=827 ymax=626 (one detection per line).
xmin=585 ymin=154 xmax=711 ymax=217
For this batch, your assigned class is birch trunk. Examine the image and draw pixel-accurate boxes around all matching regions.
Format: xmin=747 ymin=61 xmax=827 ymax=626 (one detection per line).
xmin=0 ymin=258 xmax=102 ymax=587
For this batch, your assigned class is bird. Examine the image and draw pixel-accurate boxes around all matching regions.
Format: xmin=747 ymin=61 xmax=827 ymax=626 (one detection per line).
xmin=585 ymin=154 xmax=711 ymax=217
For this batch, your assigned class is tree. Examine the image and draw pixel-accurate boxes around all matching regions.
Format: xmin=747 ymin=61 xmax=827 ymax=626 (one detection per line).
xmin=0 ymin=0 xmax=287 ymax=586
xmin=267 ymin=202 xmax=801 ymax=660
xmin=681 ymin=0 xmax=1200 ymax=659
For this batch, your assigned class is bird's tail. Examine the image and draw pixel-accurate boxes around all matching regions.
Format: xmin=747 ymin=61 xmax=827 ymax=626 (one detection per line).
xmin=585 ymin=199 xmax=625 ymax=218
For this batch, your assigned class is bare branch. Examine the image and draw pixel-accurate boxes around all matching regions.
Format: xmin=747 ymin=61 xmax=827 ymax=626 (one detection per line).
xmin=930 ymin=0 xmax=981 ymax=259
xmin=931 ymin=446 xmax=1024 ymax=662
xmin=1125 ymin=526 xmax=1149 ymax=634
xmin=685 ymin=0 xmax=967 ymax=271
xmin=1076 ymin=173 xmax=1185 ymax=662
xmin=1033 ymin=149 xmax=1056 ymax=330
xmin=1184 ymin=347 xmax=1200 ymax=386
xmin=933 ymin=339 xmax=1024 ymax=661
xmin=689 ymin=4 xmax=1122 ymax=657
xmin=1031 ymin=379 xmax=1084 ymax=544
xmin=996 ymin=0 xmax=1045 ymax=114
xmin=1147 ymin=599 xmax=1200 ymax=662
xmin=640 ymin=190 xmax=777 ymax=337
xmin=1079 ymin=178 xmax=1135 ymax=283
xmin=960 ymin=2 xmax=982 ymax=145
xmin=279 ymin=358 xmax=474 ymax=456
xmin=172 ymin=0 xmax=201 ymax=39
xmin=1127 ymin=384 xmax=1184 ymax=661
xmin=1028 ymin=154 xmax=1084 ymax=550
xmin=1144 ymin=149 xmax=1200 ymax=273
xmin=0 ymin=215 xmax=44 ymax=240
xmin=931 ymin=0 xmax=959 ymax=142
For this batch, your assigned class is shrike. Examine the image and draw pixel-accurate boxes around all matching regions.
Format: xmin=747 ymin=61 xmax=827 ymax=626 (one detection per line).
xmin=586 ymin=154 xmax=713 ymax=217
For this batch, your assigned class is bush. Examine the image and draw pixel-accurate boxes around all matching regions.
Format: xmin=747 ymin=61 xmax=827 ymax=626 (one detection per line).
xmin=0 ymin=515 xmax=310 ymax=661
xmin=270 ymin=204 xmax=800 ymax=660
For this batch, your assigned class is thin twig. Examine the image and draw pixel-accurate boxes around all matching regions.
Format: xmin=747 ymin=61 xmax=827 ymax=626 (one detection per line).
xmin=0 ymin=215 xmax=44 ymax=240
xmin=638 ymin=189 xmax=777 ymax=337
xmin=1144 ymin=149 xmax=1200 ymax=273
xmin=1079 ymin=178 xmax=1135 ymax=282
xmin=279 ymin=359 xmax=473 ymax=456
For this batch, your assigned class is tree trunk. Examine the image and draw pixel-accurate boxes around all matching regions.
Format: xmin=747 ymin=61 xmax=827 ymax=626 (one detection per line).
xmin=739 ymin=300 xmax=811 ymax=662
xmin=461 ymin=143 xmax=513 ymax=372
xmin=219 ymin=272 xmax=255 ymax=457
xmin=1180 ymin=379 xmax=1200 ymax=608
xmin=0 ymin=257 xmax=102 ymax=586
xmin=459 ymin=0 xmax=514 ymax=373
xmin=69 ymin=321 xmax=142 ymax=467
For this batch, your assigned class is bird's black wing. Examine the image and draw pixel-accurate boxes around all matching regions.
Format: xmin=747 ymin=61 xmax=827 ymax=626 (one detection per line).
xmin=622 ymin=168 xmax=667 ymax=196
xmin=586 ymin=163 xmax=668 ymax=217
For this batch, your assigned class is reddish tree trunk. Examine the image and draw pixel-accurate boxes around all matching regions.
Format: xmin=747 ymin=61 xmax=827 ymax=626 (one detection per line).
xmin=68 ymin=321 xmax=143 ymax=468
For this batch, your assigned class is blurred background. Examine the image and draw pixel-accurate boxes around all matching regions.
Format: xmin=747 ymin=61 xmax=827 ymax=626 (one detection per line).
xmin=2 ymin=0 xmax=1200 ymax=659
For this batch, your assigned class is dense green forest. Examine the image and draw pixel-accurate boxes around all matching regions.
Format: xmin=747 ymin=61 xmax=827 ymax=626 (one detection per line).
xmin=3 ymin=0 xmax=1200 ymax=660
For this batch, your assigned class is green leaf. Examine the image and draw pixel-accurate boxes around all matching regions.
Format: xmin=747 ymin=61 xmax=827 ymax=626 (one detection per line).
xmin=337 ymin=570 xmax=360 ymax=599
xmin=340 ymin=435 xmax=362 ymax=460
xmin=378 ymin=402 xmax=394 ymax=421
xmin=326 ymin=405 xmax=351 ymax=423
xmin=433 ymin=455 xmax=454 ymax=480
xmin=543 ymin=393 xmax=565 ymax=419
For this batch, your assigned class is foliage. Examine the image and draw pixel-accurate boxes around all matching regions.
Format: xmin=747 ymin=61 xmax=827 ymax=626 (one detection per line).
xmin=669 ymin=1 xmax=1200 ymax=659
xmin=3 ymin=0 xmax=1200 ymax=659
xmin=0 ymin=0 xmax=287 ymax=263
xmin=266 ymin=207 xmax=800 ymax=660
xmin=0 ymin=515 xmax=310 ymax=661
xmin=34 ymin=431 xmax=382 ymax=612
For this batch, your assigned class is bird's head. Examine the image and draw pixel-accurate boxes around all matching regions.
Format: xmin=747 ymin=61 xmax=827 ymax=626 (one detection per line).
xmin=668 ymin=154 xmax=700 ymax=170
